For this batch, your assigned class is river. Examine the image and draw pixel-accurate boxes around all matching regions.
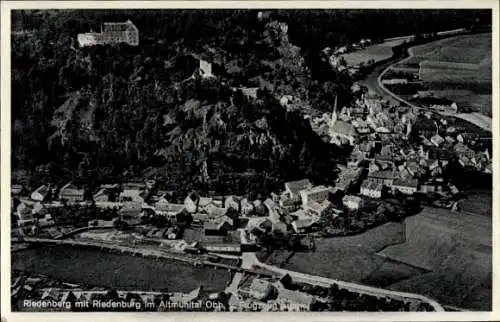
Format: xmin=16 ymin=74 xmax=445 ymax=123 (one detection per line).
xmin=12 ymin=245 xmax=232 ymax=293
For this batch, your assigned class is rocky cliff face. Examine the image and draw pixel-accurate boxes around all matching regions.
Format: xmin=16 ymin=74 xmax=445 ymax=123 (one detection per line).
xmin=13 ymin=14 xmax=347 ymax=194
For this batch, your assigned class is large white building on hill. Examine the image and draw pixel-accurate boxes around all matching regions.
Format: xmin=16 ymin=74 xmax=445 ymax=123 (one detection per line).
xmin=78 ymin=20 xmax=139 ymax=47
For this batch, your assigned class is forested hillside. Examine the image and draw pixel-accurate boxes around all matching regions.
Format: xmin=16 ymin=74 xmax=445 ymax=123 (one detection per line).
xmin=11 ymin=9 xmax=490 ymax=196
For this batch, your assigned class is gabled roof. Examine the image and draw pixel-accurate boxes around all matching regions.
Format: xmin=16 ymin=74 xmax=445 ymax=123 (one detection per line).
xmin=103 ymin=20 xmax=137 ymax=32
xmin=332 ymin=121 xmax=357 ymax=137
xmin=361 ymin=180 xmax=383 ymax=192
xmin=343 ymin=195 xmax=362 ymax=203
xmin=292 ymin=218 xmax=314 ymax=229
xmin=368 ymin=170 xmax=397 ymax=180
xmin=276 ymin=287 xmax=316 ymax=306
xmin=93 ymin=188 xmax=111 ymax=198
xmin=33 ymin=185 xmax=49 ymax=196
xmin=285 ymin=179 xmax=312 ymax=195
xmin=393 ymin=179 xmax=419 ymax=188
xmin=307 ymin=199 xmax=332 ymax=213
xmin=250 ymin=278 xmax=273 ymax=294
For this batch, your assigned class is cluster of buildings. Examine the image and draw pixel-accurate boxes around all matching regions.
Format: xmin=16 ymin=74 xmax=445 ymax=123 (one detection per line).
xmin=12 ymin=272 xmax=225 ymax=312
xmin=311 ymin=92 xmax=413 ymax=148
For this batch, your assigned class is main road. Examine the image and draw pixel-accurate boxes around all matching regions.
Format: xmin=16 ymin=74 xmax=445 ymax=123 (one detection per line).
xmin=357 ymin=59 xmax=402 ymax=106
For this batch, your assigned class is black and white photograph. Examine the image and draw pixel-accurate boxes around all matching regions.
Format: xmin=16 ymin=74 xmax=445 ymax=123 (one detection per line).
xmin=1 ymin=1 xmax=497 ymax=316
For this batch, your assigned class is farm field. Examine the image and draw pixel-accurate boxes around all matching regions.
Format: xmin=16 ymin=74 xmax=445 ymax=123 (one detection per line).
xmin=427 ymin=90 xmax=492 ymax=117
xmin=380 ymin=207 xmax=492 ymax=309
xmin=460 ymin=190 xmax=493 ymax=217
xmin=341 ymin=39 xmax=406 ymax=66
xmin=266 ymin=207 xmax=492 ymax=310
xmin=391 ymin=33 xmax=492 ymax=115
xmin=410 ymin=34 xmax=491 ymax=64
xmin=264 ymin=222 xmax=426 ymax=287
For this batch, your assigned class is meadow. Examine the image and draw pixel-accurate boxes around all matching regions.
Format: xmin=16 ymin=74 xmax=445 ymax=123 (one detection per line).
xmin=380 ymin=208 xmax=492 ymax=309
xmin=393 ymin=33 xmax=492 ymax=116
xmin=342 ymin=39 xmax=406 ymax=66
xmin=265 ymin=222 xmax=426 ymax=287
xmin=266 ymin=207 xmax=492 ymax=310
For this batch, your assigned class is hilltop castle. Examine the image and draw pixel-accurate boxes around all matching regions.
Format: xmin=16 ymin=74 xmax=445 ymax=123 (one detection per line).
xmin=77 ymin=19 xmax=139 ymax=47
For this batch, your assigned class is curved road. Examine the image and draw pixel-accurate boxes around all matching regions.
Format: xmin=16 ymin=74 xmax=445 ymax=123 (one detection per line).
xmin=241 ymin=252 xmax=445 ymax=312
xmin=364 ymin=43 xmax=492 ymax=132
xmin=358 ymin=59 xmax=402 ymax=106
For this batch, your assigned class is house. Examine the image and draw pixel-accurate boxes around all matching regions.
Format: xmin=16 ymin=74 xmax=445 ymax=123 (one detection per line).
xmin=77 ymin=20 xmax=139 ymax=47
xmin=224 ymin=196 xmax=241 ymax=212
xmin=198 ymin=197 xmax=214 ymax=211
xmin=154 ymin=194 xmax=170 ymax=210
xmin=93 ymin=188 xmax=113 ymax=202
xmin=368 ymin=160 xmax=381 ymax=173
xmin=240 ymin=87 xmax=259 ymax=100
xmin=342 ymin=195 xmax=363 ymax=211
xmin=329 ymin=120 xmax=358 ymax=146
xmin=253 ymin=200 xmax=268 ymax=216
xmin=305 ymin=199 xmax=333 ymax=217
xmin=203 ymin=243 xmax=241 ymax=254
xmin=166 ymin=227 xmax=180 ymax=240
xmin=272 ymin=221 xmax=288 ymax=235
xmin=119 ymin=188 xmax=145 ymax=204
xmin=336 ymin=166 xmax=363 ymax=191
xmin=454 ymin=142 xmax=475 ymax=159
xmin=206 ymin=203 xmax=227 ymax=218
xmin=11 ymin=184 xmax=23 ymax=196
xmin=39 ymin=213 xmax=55 ymax=227
xmin=58 ymin=182 xmax=85 ymax=202
xmin=240 ymin=198 xmax=255 ymax=216
xmin=274 ymin=284 xmax=316 ymax=311
xmin=429 ymin=160 xmax=440 ymax=171
xmin=428 ymin=148 xmax=452 ymax=164
xmin=32 ymin=202 xmax=48 ymax=216
xmin=279 ymin=95 xmax=296 ymax=107
xmin=285 ymin=179 xmax=312 ymax=201
xmin=299 ymin=185 xmax=332 ymax=206
xmin=184 ymin=193 xmax=200 ymax=213
xmin=420 ymin=183 xmax=436 ymax=193
xmin=360 ymin=180 xmax=383 ymax=199
xmin=291 ymin=218 xmax=315 ymax=234
xmin=406 ymin=162 xmax=421 ymax=177
xmin=118 ymin=202 xmax=142 ymax=222
xmin=31 ymin=185 xmax=50 ymax=202
xmin=263 ymin=198 xmax=277 ymax=214
xmin=156 ymin=203 xmax=185 ymax=217
xmin=392 ymin=179 xmax=419 ymax=195
xmin=199 ymin=59 xmax=214 ymax=78
xmin=249 ymin=279 xmax=276 ymax=301
xmin=347 ymin=151 xmax=364 ymax=168
xmin=335 ymin=46 xmax=347 ymax=54
xmin=367 ymin=170 xmax=397 ymax=187
xmin=203 ymin=220 xmax=232 ymax=236
xmin=430 ymin=134 xmax=445 ymax=147
xmin=16 ymin=202 xmax=35 ymax=227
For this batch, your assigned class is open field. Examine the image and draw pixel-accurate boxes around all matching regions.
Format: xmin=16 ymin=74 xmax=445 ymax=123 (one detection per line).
xmin=389 ymin=33 xmax=492 ymax=116
xmin=266 ymin=207 xmax=492 ymax=309
xmin=415 ymin=33 xmax=492 ymax=87
xmin=380 ymin=207 xmax=492 ymax=309
xmin=265 ymin=222 xmax=426 ymax=287
xmin=411 ymin=34 xmax=491 ymax=64
xmin=342 ymin=39 xmax=406 ymax=66
xmin=460 ymin=190 xmax=493 ymax=217
xmin=426 ymin=90 xmax=492 ymax=116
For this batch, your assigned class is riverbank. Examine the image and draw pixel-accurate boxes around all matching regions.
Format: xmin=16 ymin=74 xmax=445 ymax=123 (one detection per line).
xmin=12 ymin=245 xmax=232 ymax=293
